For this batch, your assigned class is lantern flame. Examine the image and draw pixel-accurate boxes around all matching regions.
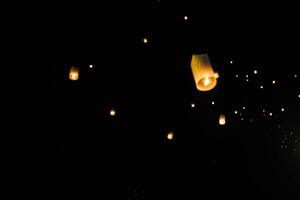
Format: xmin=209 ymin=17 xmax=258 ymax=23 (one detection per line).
xmin=69 ymin=66 xmax=79 ymax=81
xmin=191 ymin=54 xmax=218 ymax=91
xmin=219 ymin=114 xmax=226 ymax=125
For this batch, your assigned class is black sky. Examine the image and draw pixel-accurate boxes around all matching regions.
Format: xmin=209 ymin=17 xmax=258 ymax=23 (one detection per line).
xmin=26 ymin=3 xmax=300 ymax=199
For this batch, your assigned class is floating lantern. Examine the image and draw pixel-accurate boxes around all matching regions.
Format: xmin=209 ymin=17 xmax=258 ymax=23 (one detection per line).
xmin=109 ymin=108 xmax=116 ymax=117
xmin=191 ymin=54 xmax=219 ymax=91
xmin=167 ymin=131 xmax=174 ymax=140
xmin=219 ymin=114 xmax=226 ymax=125
xmin=69 ymin=66 xmax=79 ymax=81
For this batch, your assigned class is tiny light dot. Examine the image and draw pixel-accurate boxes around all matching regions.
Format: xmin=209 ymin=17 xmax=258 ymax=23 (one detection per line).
xmin=211 ymin=101 xmax=215 ymax=105
xmin=254 ymin=70 xmax=258 ymax=74
xmin=298 ymin=94 xmax=300 ymax=98
xmin=269 ymin=112 xmax=273 ymax=116
xmin=260 ymin=85 xmax=264 ymax=89
xmin=272 ymin=80 xmax=276 ymax=84
xmin=235 ymin=74 xmax=239 ymax=78
xmin=167 ymin=131 xmax=174 ymax=140
xmin=246 ymin=79 xmax=249 ymax=82
xmin=109 ymin=109 xmax=116 ymax=116
xmin=294 ymin=74 xmax=298 ymax=78
xmin=230 ymin=60 xmax=234 ymax=64
xmin=234 ymin=110 xmax=238 ymax=114
xmin=281 ymin=108 xmax=285 ymax=112
xmin=191 ymin=103 xmax=195 ymax=108
xmin=184 ymin=15 xmax=188 ymax=20
xmin=245 ymin=74 xmax=249 ymax=78
xmin=241 ymin=118 xmax=244 ymax=121
xmin=89 ymin=64 xmax=93 ymax=69
xmin=143 ymin=38 xmax=148 ymax=44
xmin=242 ymin=106 xmax=246 ymax=110
xmin=263 ymin=109 xmax=265 ymax=113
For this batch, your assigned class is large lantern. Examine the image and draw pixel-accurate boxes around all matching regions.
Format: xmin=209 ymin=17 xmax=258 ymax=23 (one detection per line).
xmin=69 ymin=66 xmax=79 ymax=81
xmin=191 ymin=54 xmax=219 ymax=91
xmin=219 ymin=114 xmax=226 ymax=125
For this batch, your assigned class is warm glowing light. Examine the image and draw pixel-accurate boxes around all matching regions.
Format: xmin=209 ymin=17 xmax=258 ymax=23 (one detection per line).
xmin=69 ymin=66 xmax=79 ymax=81
xmin=254 ymin=70 xmax=258 ymax=74
xmin=89 ymin=64 xmax=93 ymax=69
xmin=191 ymin=103 xmax=195 ymax=108
xmin=272 ymin=80 xmax=276 ymax=84
xmin=219 ymin=114 xmax=226 ymax=125
xmin=269 ymin=112 xmax=273 ymax=116
xmin=167 ymin=131 xmax=174 ymax=140
xmin=234 ymin=110 xmax=238 ymax=114
xmin=281 ymin=108 xmax=285 ymax=112
xmin=190 ymin=54 xmax=218 ymax=91
xmin=143 ymin=38 xmax=148 ymax=44
xmin=109 ymin=108 xmax=116 ymax=116
xmin=184 ymin=16 xmax=188 ymax=20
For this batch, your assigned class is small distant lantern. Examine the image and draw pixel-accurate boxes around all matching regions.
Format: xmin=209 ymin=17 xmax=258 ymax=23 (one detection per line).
xmin=167 ymin=131 xmax=174 ymax=140
xmin=191 ymin=54 xmax=219 ymax=91
xmin=219 ymin=114 xmax=226 ymax=125
xmin=109 ymin=108 xmax=116 ymax=117
xmin=69 ymin=66 xmax=79 ymax=81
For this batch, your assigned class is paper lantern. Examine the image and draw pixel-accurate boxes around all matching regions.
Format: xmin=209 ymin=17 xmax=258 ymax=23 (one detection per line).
xmin=167 ymin=131 xmax=174 ymax=140
xmin=191 ymin=54 xmax=219 ymax=91
xmin=219 ymin=114 xmax=226 ymax=125
xmin=69 ymin=66 xmax=79 ymax=81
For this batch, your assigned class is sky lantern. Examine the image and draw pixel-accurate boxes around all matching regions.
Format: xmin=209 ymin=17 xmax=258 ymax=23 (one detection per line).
xmin=191 ymin=54 xmax=219 ymax=91
xmin=69 ymin=66 xmax=79 ymax=81
xmin=219 ymin=114 xmax=226 ymax=125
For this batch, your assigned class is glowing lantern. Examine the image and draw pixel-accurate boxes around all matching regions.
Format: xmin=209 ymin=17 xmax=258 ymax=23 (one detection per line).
xmin=69 ymin=66 xmax=79 ymax=81
xmin=219 ymin=114 xmax=226 ymax=125
xmin=191 ymin=54 xmax=219 ymax=91
xmin=167 ymin=131 xmax=174 ymax=140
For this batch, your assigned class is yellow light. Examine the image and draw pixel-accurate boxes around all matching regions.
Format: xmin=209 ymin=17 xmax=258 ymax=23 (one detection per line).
xmin=190 ymin=54 xmax=218 ymax=92
xmin=254 ymin=70 xmax=258 ymax=74
xmin=143 ymin=38 xmax=148 ymax=44
xmin=109 ymin=108 xmax=116 ymax=116
xmin=69 ymin=66 xmax=79 ymax=81
xmin=203 ymin=77 xmax=211 ymax=86
xmin=269 ymin=112 xmax=273 ymax=116
xmin=191 ymin=103 xmax=195 ymax=108
xmin=272 ymin=80 xmax=276 ymax=84
xmin=219 ymin=114 xmax=226 ymax=125
xmin=167 ymin=131 xmax=174 ymax=140
xmin=184 ymin=16 xmax=188 ymax=20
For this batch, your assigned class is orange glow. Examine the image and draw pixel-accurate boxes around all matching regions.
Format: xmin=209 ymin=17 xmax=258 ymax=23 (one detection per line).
xmin=109 ymin=108 xmax=116 ymax=116
xmin=219 ymin=114 xmax=226 ymax=125
xmin=191 ymin=54 xmax=218 ymax=91
xmin=167 ymin=131 xmax=174 ymax=140
xmin=69 ymin=66 xmax=79 ymax=81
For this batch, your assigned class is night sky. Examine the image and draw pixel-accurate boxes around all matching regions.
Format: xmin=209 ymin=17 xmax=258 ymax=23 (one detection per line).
xmin=39 ymin=3 xmax=300 ymax=199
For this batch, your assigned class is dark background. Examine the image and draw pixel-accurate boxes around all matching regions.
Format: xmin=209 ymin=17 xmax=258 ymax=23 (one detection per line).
xmin=23 ymin=2 xmax=300 ymax=199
